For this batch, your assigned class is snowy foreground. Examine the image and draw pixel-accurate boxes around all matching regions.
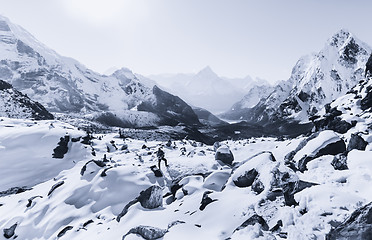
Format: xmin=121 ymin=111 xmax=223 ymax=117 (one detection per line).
xmin=0 ymin=117 xmax=372 ymax=240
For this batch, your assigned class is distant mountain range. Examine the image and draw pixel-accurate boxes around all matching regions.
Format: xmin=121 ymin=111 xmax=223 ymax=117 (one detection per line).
xmin=222 ymin=29 xmax=371 ymax=125
xmin=0 ymin=15 xmax=200 ymax=127
xmin=148 ymin=67 xmax=270 ymax=114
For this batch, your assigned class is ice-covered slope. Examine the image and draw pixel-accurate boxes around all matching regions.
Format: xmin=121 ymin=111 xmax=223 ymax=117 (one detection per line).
xmin=0 ymin=15 xmax=199 ymax=127
xmin=0 ymin=79 xmax=53 ymax=120
xmin=224 ymin=29 xmax=371 ymax=124
xmin=148 ymin=67 xmax=268 ymax=114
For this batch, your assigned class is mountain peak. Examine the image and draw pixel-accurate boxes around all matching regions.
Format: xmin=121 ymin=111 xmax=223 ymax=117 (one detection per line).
xmin=328 ymin=29 xmax=355 ymax=48
xmin=196 ymin=66 xmax=218 ymax=78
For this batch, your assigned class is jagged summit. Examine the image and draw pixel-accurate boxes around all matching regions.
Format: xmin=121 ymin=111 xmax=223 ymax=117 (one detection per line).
xmin=196 ymin=66 xmax=218 ymax=79
xmin=223 ymin=30 xmax=372 ymax=125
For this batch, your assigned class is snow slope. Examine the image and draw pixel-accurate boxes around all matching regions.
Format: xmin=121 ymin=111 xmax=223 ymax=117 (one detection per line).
xmin=1 ymin=97 xmax=372 ymax=240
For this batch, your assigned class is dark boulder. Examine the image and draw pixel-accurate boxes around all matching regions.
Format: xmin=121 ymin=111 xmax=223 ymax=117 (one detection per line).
xmin=233 ymin=168 xmax=258 ymax=188
xmin=3 ymin=223 xmax=17 ymax=239
xmin=52 ymin=135 xmax=70 ymax=159
xmin=199 ymin=191 xmax=217 ymax=211
xmin=138 ymin=185 xmax=163 ymax=209
xmin=361 ymin=88 xmax=372 ymax=111
xmin=57 ymin=226 xmax=73 ymax=238
xmin=251 ymin=179 xmax=265 ymax=194
xmin=0 ymin=186 xmax=32 ymax=197
xmin=122 ymin=225 xmax=167 ymax=240
xmin=331 ymin=152 xmax=348 ymax=170
xmin=298 ymin=139 xmax=346 ymax=172
xmin=215 ymin=145 xmax=234 ymax=165
xmin=47 ymin=181 xmax=64 ymax=196
xmin=234 ymin=214 xmax=269 ymax=232
xmin=347 ymin=133 xmax=368 ymax=151
xmin=326 ymin=201 xmax=372 ymax=240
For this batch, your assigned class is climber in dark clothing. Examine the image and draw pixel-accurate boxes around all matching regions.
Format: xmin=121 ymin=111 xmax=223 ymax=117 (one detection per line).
xmin=157 ymin=147 xmax=168 ymax=169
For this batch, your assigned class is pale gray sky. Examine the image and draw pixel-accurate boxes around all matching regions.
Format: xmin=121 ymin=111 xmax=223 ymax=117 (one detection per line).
xmin=0 ymin=0 xmax=371 ymax=83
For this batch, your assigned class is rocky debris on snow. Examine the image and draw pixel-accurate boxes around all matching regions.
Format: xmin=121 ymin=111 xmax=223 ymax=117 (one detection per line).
xmin=331 ymin=152 xmax=349 ymax=170
xmin=117 ymin=186 xmax=163 ymax=222
xmin=47 ymin=181 xmax=64 ymax=196
xmin=326 ymin=201 xmax=372 ymax=240
xmin=199 ymin=191 xmax=217 ymax=211
xmin=3 ymin=223 xmax=17 ymax=239
xmin=122 ymin=225 xmax=168 ymax=240
xmin=234 ymin=214 xmax=269 ymax=232
xmin=52 ymin=135 xmax=70 ymax=158
xmin=150 ymin=165 xmax=163 ymax=177
xmin=289 ymin=130 xmax=346 ymax=172
xmin=57 ymin=226 xmax=73 ymax=238
xmin=0 ymin=186 xmax=32 ymax=197
xmin=80 ymin=160 xmax=106 ymax=176
xmin=313 ymin=105 xmax=355 ymax=134
xmin=361 ymin=86 xmax=372 ymax=111
xmin=366 ymin=53 xmax=372 ymax=76
xmin=347 ymin=133 xmax=368 ymax=151
xmin=213 ymin=141 xmax=221 ymax=152
xmin=26 ymin=195 xmax=43 ymax=207
xmin=215 ymin=145 xmax=234 ymax=165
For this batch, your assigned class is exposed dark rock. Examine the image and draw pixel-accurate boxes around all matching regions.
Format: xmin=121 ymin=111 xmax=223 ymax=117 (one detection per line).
xmin=215 ymin=145 xmax=234 ymax=165
xmin=365 ymin=54 xmax=372 ymax=77
xmin=138 ymin=185 xmax=163 ymax=209
xmin=26 ymin=195 xmax=43 ymax=207
xmin=347 ymin=133 xmax=368 ymax=151
xmin=0 ymin=186 xmax=32 ymax=197
xmin=314 ymin=116 xmax=354 ymax=134
xmin=150 ymin=165 xmax=163 ymax=177
xmin=117 ymin=199 xmax=139 ymax=222
xmin=326 ymin=201 xmax=372 ymax=240
xmin=270 ymin=220 xmax=283 ymax=232
xmin=52 ymin=135 xmax=70 ymax=159
xmin=0 ymin=80 xmax=12 ymax=90
xmin=281 ymin=180 xmax=318 ymax=206
xmin=80 ymin=160 xmax=106 ymax=176
xmin=331 ymin=153 xmax=348 ymax=170
xmin=57 ymin=226 xmax=73 ymax=238
xmin=47 ymin=181 xmax=64 ymax=196
xmin=100 ymin=167 xmax=113 ymax=177
xmin=3 ymin=223 xmax=17 ymax=239
xmin=83 ymin=220 xmax=94 ymax=228
xmin=298 ymin=139 xmax=346 ymax=172
xmin=199 ymin=191 xmax=217 ymax=211
xmin=252 ymin=179 xmax=265 ymax=194
xmin=122 ymin=225 xmax=167 ymax=240
xmin=233 ymin=168 xmax=258 ymax=188
xmin=138 ymin=85 xmax=201 ymax=126
xmin=234 ymin=214 xmax=269 ymax=232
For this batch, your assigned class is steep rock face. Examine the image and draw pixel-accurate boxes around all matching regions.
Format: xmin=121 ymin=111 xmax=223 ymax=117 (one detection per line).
xmin=225 ymin=29 xmax=371 ymax=125
xmin=0 ymin=15 xmax=197 ymax=127
xmin=137 ymin=86 xmax=200 ymax=126
xmin=0 ymin=79 xmax=53 ymax=120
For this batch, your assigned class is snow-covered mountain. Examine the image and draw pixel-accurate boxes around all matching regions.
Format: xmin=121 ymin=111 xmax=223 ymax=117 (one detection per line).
xmin=0 ymin=79 xmax=53 ymax=120
xmin=148 ymin=67 xmax=269 ymax=114
xmin=0 ymin=15 xmax=199 ymax=127
xmin=223 ymin=29 xmax=371 ymax=124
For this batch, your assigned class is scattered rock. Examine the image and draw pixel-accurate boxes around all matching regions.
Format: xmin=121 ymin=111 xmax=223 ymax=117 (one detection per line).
xmin=57 ymin=226 xmax=73 ymax=238
xmin=117 ymin=199 xmax=139 ymax=222
xmin=252 ymin=179 xmax=265 ymax=194
xmin=80 ymin=160 xmax=106 ymax=176
xmin=347 ymin=133 xmax=368 ymax=151
xmin=0 ymin=186 xmax=32 ymax=197
xmin=122 ymin=225 xmax=167 ymax=240
xmin=233 ymin=168 xmax=258 ymax=188
xmin=150 ymin=165 xmax=163 ymax=177
xmin=52 ymin=135 xmax=70 ymax=158
xmin=47 ymin=181 xmax=64 ymax=196
xmin=234 ymin=214 xmax=269 ymax=232
xmin=326 ymin=201 xmax=372 ymax=240
xmin=26 ymin=195 xmax=43 ymax=207
xmin=199 ymin=191 xmax=217 ymax=211
xmin=213 ymin=141 xmax=221 ymax=152
xmin=82 ymin=220 xmax=94 ymax=228
xmin=3 ymin=223 xmax=17 ymax=239
xmin=331 ymin=152 xmax=348 ymax=170
xmin=215 ymin=145 xmax=234 ymax=165
xmin=138 ymin=185 xmax=163 ymax=209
